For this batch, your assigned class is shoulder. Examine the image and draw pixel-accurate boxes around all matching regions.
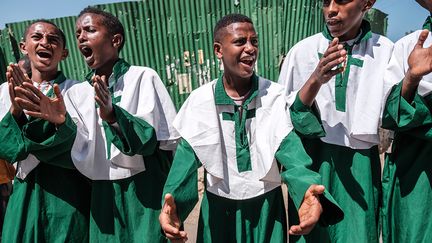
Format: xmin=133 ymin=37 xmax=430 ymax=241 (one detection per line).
xmin=289 ymin=33 xmax=324 ymax=53
xmin=371 ymin=32 xmax=394 ymax=47
xmin=394 ymin=30 xmax=423 ymax=48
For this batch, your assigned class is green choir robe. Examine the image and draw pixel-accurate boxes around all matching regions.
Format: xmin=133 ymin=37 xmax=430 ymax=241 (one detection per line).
xmin=279 ymin=20 xmax=393 ymax=243
xmin=289 ymin=96 xmax=381 ymax=243
xmin=163 ymin=75 xmax=343 ymax=243
xmin=381 ymin=18 xmax=432 ymax=242
xmin=65 ymin=59 xmax=178 ymax=242
xmin=0 ymin=73 xmax=91 ymax=242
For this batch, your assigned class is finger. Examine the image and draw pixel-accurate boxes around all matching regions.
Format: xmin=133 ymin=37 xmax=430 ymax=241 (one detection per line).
xmin=324 ymin=67 xmax=345 ymax=78
xmin=94 ymin=83 xmax=108 ymax=105
xmin=10 ymin=64 xmax=25 ymax=86
xmin=8 ymin=82 xmax=16 ymax=100
xmin=416 ymin=29 xmax=429 ymax=49
xmin=321 ymin=50 xmax=347 ymax=69
xmin=15 ymin=97 xmax=40 ymax=112
xmin=95 ymin=80 xmax=110 ymax=99
xmin=14 ymin=86 xmax=41 ymax=105
xmin=53 ymin=84 xmax=63 ymax=99
xmin=24 ymin=110 xmax=45 ymax=119
xmin=289 ymin=225 xmax=303 ymax=235
xmin=100 ymin=75 xmax=109 ymax=88
xmin=163 ymin=194 xmax=177 ymax=214
xmin=22 ymin=82 xmax=46 ymax=101
xmin=322 ymin=56 xmax=346 ymax=73
xmin=96 ymin=75 xmax=110 ymax=94
xmin=9 ymin=66 xmax=23 ymax=87
xmin=322 ymin=38 xmax=341 ymax=57
xmin=12 ymin=64 xmax=27 ymax=83
xmin=308 ymin=185 xmax=325 ymax=196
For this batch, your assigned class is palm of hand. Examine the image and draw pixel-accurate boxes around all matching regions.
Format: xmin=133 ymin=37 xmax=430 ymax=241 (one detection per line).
xmin=299 ymin=193 xmax=322 ymax=223
xmin=39 ymin=96 xmax=66 ymax=125
xmin=408 ymin=46 xmax=432 ymax=78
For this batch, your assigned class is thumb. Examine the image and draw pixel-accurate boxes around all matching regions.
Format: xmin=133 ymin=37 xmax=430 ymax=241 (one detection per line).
xmin=53 ymin=84 xmax=63 ymax=99
xmin=163 ymin=193 xmax=177 ymax=214
xmin=416 ymin=29 xmax=429 ymax=49
xmin=308 ymin=184 xmax=325 ymax=196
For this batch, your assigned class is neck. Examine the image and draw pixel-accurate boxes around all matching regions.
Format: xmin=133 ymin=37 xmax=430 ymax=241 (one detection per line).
xmin=95 ymin=58 xmax=119 ymax=78
xmin=339 ymin=20 xmax=363 ymax=42
xmin=223 ymin=74 xmax=252 ymax=98
xmin=31 ymin=68 xmax=58 ymax=83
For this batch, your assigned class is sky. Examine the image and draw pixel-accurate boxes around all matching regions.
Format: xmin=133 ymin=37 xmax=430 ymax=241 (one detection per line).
xmin=0 ymin=0 xmax=429 ymax=42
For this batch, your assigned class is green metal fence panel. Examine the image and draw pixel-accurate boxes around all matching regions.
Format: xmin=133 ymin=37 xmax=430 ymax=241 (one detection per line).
xmin=0 ymin=0 xmax=324 ymax=108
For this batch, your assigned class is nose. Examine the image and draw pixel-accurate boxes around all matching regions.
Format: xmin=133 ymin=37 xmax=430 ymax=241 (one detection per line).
xmin=40 ymin=35 xmax=50 ymax=47
xmin=244 ymin=41 xmax=256 ymax=54
xmin=327 ymin=0 xmax=338 ymax=18
xmin=77 ymin=31 xmax=86 ymax=43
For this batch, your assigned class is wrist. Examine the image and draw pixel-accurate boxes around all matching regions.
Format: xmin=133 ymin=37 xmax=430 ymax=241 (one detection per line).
xmin=10 ymin=107 xmax=23 ymax=118
xmin=405 ymin=69 xmax=422 ymax=87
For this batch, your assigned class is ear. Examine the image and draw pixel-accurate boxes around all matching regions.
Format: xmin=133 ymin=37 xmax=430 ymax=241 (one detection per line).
xmin=61 ymin=48 xmax=69 ymax=60
xmin=112 ymin=34 xmax=123 ymax=50
xmin=214 ymin=42 xmax=223 ymax=59
xmin=363 ymin=0 xmax=375 ymax=11
xmin=19 ymin=42 xmax=28 ymax=55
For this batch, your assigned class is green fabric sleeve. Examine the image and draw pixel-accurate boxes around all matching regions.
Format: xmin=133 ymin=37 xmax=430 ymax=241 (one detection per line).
xmin=162 ymin=138 xmax=200 ymax=222
xmin=276 ymin=131 xmax=344 ymax=226
xmin=0 ymin=112 xmax=29 ymax=162
xmin=289 ymin=93 xmax=326 ymax=138
xmin=103 ymin=104 xmax=158 ymax=156
xmin=23 ymin=113 xmax=77 ymax=169
xmin=382 ymin=81 xmax=432 ymax=131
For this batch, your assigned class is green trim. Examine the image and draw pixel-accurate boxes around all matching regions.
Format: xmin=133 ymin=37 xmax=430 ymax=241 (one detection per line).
xmin=423 ymin=16 xmax=432 ymax=31
xmin=215 ymin=74 xmax=259 ymax=172
xmin=334 ymin=54 xmax=363 ymax=111
xmin=320 ymin=20 xmax=369 ymax=112
xmin=45 ymin=72 xmax=67 ymax=98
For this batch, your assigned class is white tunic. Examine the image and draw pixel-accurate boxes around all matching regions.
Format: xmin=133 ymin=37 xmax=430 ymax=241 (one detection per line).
xmin=65 ymin=66 xmax=179 ymax=180
xmin=279 ymin=30 xmax=394 ymax=149
xmin=0 ymin=78 xmax=79 ymax=179
xmin=385 ymin=30 xmax=432 ymax=97
xmin=173 ymin=76 xmax=293 ymax=200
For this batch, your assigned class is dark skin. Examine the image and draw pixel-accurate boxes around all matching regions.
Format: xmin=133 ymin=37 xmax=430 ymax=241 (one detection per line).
xmin=76 ymin=13 xmax=123 ymax=124
xmin=159 ymin=21 xmax=327 ymax=242
xmin=6 ymin=22 xmax=68 ymax=125
xmin=299 ymin=0 xmax=374 ymax=106
xmin=401 ymin=1 xmax=432 ymax=102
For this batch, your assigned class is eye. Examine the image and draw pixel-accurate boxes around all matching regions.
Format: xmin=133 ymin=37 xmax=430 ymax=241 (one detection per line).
xmin=31 ymin=34 xmax=42 ymax=40
xmin=251 ymin=38 xmax=258 ymax=46
xmin=234 ymin=38 xmax=247 ymax=45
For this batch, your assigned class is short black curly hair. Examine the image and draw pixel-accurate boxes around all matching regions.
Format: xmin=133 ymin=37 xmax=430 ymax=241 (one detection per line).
xmin=78 ymin=6 xmax=125 ymax=51
xmin=213 ymin=14 xmax=253 ymax=42
xmin=23 ymin=19 xmax=67 ymax=49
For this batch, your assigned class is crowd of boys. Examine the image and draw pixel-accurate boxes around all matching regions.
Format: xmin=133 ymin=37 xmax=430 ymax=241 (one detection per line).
xmin=0 ymin=0 xmax=431 ymax=242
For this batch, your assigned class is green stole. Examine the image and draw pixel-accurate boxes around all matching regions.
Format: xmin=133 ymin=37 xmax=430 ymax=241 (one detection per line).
xmin=214 ymin=74 xmax=258 ymax=172
xmin=423 ymin=15 xmax=432 ymax=31
xmin=321 ymin=20 xmax=372 ymax=111
xmin=85 ymin=59 xmax=131 ymax=158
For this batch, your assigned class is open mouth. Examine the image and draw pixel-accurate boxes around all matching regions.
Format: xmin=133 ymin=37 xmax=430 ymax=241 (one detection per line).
xmin=80 ymin=45 xmax=93 ymax=59
xmin=36 ymin=50 xmax=52 ymax=59
xmin=240 ymin=58 xmax=255 ymax=67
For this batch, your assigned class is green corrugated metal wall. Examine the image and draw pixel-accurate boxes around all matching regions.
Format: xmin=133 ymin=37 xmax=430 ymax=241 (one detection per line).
xmin=0 ymin=0 xmax=325 ymax=108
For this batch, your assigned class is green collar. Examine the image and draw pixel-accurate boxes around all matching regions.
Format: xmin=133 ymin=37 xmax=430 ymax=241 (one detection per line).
xmin=85 ymin=59 xmax=131 ymax=87
xmin=322 ymin=19 xmax=372 ymax=46
xmin=423 ymin=15 xmax=432 ymax=31
xmin=214 ymin=74 xmax=259 ymax=106
xmin=52 ymin=71 xmax=66 ymax=85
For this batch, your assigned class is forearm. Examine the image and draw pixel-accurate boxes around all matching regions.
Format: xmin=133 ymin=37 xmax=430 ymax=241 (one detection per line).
xmin=401 ymin=69 xmax=422 ymax=103
xmin=298 ymin=75 xmax=323 ymax=107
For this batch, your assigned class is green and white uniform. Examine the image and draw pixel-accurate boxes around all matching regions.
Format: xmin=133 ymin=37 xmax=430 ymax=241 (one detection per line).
xmin=65 ymin=59 xmax=178 ymax=242
xmin=0 ymin=73 xmax=91 ymax=242
xmin=163 ymin=75 xmax=343 ymax=243
xmin=278 ymin=21 xmax=394 ymax=242
xmin=381 ymin=17 xmax=432 ymax=243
